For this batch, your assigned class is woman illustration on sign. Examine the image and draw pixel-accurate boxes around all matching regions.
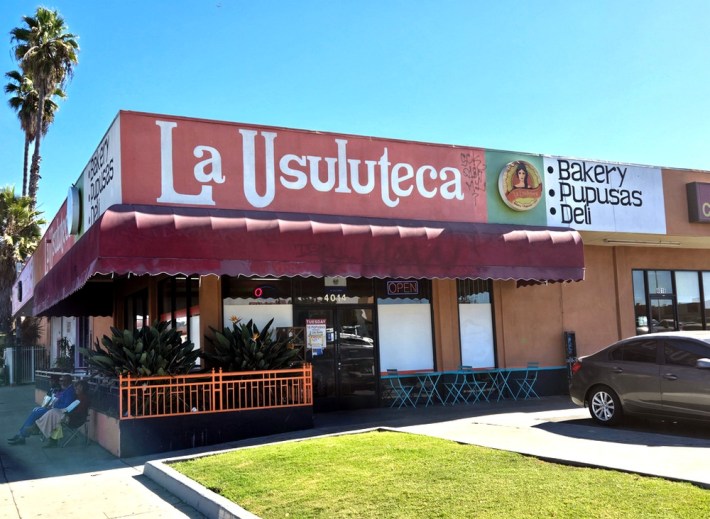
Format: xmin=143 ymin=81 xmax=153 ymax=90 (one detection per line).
xmin=512 ymin=161 xmax=530 ymax=189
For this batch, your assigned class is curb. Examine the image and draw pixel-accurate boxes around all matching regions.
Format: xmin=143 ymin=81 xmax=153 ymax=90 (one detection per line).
xmin=144 ymin=460 xmax=259 ymax=519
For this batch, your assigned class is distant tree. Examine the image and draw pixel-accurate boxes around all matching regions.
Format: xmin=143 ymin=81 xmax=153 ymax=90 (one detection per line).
xmin=10 ymin=7 xmax=79 ymax=206
xmin=0 ymin=187 xmax=44 ymax=335
xmin=4 ymin=70 xmax=65 ymax=197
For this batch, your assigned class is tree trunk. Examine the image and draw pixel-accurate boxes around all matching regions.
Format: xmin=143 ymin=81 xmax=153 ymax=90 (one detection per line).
xmin=0 ymin=251 xmax=15 ymax=335
xmin=27 ymin=85 xmax=46 ymax=207
xmin=22 ymin=135 xmax=31 ymax=197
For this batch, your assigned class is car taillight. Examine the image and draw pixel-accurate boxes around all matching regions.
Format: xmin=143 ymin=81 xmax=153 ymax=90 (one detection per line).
xmin=570 ymin=361 xmax=582 ymax=375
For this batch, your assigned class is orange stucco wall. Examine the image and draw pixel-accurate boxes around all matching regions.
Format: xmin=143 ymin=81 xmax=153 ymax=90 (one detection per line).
xmin=493 ymin=280 xmax=565 ymax=367
xmin=490 ymin=241 xmax=710 ymax=366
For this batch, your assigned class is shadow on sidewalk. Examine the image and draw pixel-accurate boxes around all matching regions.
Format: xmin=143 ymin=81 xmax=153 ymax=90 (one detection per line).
xmin=0 ymin=382 xmax=578 ymax=483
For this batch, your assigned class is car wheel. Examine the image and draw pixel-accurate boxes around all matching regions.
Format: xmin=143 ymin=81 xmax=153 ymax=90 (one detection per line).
xmin=588 ymin=385 xmax=623 ymax=425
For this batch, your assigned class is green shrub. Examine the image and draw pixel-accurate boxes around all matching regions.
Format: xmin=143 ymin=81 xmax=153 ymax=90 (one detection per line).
xmin=80 ymin=321 xmax=199 ymax=377
xmin=204 ymin=318 xmax=300 ymax=371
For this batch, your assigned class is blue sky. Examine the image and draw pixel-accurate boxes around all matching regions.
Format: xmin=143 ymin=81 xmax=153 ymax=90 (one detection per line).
xmin=2 ymin=0 xmax=710 ymax=222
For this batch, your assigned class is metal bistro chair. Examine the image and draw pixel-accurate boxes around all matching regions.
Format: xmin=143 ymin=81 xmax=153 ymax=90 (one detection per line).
xmin=459 ymin=365 xmax=490 ymax=403
xmin=514 ymin=362 xmax=540 ymax=399
xmin=385 ymin=369 xmax=416 ymax=408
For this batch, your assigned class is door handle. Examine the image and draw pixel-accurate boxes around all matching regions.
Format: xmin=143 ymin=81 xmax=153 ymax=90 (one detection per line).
xmin=611 ymin=367 xmax=623 ymax=374
xmin=662 ymin=373 xmax=678 ymax=381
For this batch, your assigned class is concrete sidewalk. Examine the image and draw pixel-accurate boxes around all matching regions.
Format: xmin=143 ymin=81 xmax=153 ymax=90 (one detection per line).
xmin=2 ymin=383 xmax=710 ymax=518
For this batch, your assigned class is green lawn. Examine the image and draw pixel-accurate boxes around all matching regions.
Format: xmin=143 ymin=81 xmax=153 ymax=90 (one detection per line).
xmin=172 ymin=430 xmax=709 ymax=518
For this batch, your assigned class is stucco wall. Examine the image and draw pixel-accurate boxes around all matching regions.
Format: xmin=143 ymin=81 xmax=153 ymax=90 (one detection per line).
xmin=559 ymin=246 xmax=620 ymax=357
xmin=493 ymin=280 xmax=564 ymax=367
xmin=494 ymin=242 xmax=710 ymax=366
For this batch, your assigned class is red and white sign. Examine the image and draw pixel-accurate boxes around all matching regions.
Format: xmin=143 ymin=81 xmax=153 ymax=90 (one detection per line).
xmin=118 ymin=111 xmax=488 ymax=222
xmin=42 ymin=200 xmax=76 ymax=276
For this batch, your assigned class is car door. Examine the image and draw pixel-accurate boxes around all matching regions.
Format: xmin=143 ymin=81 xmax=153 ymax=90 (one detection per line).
xmin=606 ymin=339 xmax=662 ymax=414
xmin=660 ymin=339 xmax=710 ymax=420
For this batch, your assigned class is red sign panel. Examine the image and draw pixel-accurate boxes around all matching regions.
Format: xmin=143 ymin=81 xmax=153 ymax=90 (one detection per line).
xmin=42 ymin=201 xmax=76 ymax=276
xmin=119 ymin=111 xmax=487 ymax=222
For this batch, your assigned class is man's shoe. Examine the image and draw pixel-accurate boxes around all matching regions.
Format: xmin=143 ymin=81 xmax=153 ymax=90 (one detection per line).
xmin=7 ymin=435 xmax=21 ymax=442
xmin=8 ymin=436 xmax=25 ymax=445
xmin=42 ymin=438 xmax=58 ymax=449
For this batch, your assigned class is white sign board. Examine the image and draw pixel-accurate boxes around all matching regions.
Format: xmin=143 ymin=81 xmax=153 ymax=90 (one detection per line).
xmin=81 ymin=116 xmax=122 ymax=232
xmin=544 ymin=157 xmax=666 ymax=233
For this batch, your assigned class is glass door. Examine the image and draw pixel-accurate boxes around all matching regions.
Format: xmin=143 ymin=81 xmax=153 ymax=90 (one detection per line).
xmin=650 ymin=296 xmax=678 ymax=332
xmin=295 ymin=306 xmax=377 ymax=411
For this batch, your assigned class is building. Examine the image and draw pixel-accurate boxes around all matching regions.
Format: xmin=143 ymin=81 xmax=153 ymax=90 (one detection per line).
xmin=12 ymin=110 xmax=710 ymax=412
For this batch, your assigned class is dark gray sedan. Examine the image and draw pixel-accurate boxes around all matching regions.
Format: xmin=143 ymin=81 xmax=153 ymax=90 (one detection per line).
xmin=569 ymin=331 xmax=710 ymax=425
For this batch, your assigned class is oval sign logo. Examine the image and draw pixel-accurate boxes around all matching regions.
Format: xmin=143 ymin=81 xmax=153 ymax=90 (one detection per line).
xmin=498 ymin=160 xmax=543 ymax=211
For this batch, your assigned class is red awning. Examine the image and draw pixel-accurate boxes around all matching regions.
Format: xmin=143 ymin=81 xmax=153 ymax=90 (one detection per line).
xmin=33 ymin=205 xmax=585 ymax=316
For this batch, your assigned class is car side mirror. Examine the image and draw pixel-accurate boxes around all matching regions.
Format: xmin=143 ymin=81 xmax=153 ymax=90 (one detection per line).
xmin=696 ymin=358 xmax=710 ymax=369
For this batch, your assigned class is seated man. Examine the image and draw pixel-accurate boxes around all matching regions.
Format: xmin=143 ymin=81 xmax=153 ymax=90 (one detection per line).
xmin=7 ymin=375 xmax=76 ymax=445
xmin=35 ymin=380 xmax=90 ymax=448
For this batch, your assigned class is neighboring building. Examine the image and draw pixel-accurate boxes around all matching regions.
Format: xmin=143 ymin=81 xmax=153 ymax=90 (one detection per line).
xmin=11 ymin=110 xmax=710 ymax=411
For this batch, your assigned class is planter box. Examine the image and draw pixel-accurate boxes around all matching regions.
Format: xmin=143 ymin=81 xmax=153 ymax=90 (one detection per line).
xmin=92 ymin=406 xmax=313 ymax=457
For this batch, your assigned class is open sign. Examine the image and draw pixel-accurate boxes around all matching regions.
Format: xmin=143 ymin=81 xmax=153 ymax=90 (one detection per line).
xmin=386 ymin=280 xmax=419 ymax=296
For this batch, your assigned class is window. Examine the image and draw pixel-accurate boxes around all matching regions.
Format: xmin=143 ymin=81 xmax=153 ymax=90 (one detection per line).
xmin=676 ymin=272 xmax=702 ymax=330
xmin=124 ymin=288 xmax=148 ymax=330
xmin=648 ymin=270 xmax=672 ymax=295
xmin=223 ymin=276 xmax=292 ymax=304
xmin=375 ymin=279 xmax=430 ymax=304
xmin=295 ymin=277 xmax=374 ymax=305
xmin=457 ymin=280 xmax=495 ymax=368
xmin=633 ymin=270 xmax=710 ymax=334
xmin=457 ymin=279 xmax=491 ymax=304
xmin=664 ymin=340 xmax=710 ymax=367
xmin=158 ymin=276 xmax=199 ymax=348
xmin=610 ymin=340 xmax=657 ymax=363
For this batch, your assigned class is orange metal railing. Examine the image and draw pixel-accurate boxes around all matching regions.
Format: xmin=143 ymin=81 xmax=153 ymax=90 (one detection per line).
xmin=119 ymin=365 xmax=313 ymax=420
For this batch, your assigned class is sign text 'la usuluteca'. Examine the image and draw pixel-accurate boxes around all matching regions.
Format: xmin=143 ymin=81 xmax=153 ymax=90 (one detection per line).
xmin=155 ymin=120 xmax=466 ymax=210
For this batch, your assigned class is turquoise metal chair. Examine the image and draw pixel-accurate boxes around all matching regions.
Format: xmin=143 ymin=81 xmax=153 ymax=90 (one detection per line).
xmin=385 ymin=369 xmax=416 ymax=408
xmin=514 ymin=362 xmax=540 ymax=399
xmin=459 ymin=365 xmax=490 ymax=403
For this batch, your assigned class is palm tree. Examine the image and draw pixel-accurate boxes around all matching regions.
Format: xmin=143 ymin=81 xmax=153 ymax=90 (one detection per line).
xmin=10 ymin=7 xmax=79 ymax=206
xmin=4 ymin=70 xmax=65 ymax=197
xmin=0 ymin=186 xmax=44 ymax=334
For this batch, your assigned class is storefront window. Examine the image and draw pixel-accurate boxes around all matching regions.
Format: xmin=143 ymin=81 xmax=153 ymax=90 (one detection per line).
xmin=376 ymin=279 xmax=432 ymax=372
xmin=223 ymin=276 xmax=294 ymax=332
xmin=158 ymin=276 xmax=200 ymax=351
xmin=457 ymin=279 xmax=491 ymax=304
xmin=223 ymin=277 xmax=292 ymax=304
xmin=294 ymin=277 xmax=374 ymax=305
xmin=647 ymin=270 xmax=672 ymax=295
xmin=676 ymin=272 xmax=702 ymax=330
xmin=124 ymin=288 xmax=148 ymax=330
xmin=375 ymin=279 xmax=430 ymax=304
xmin=633 ymin=270 xmax=710 ymax=334
xmin=457 ymin=280 xmax=494 ymax=368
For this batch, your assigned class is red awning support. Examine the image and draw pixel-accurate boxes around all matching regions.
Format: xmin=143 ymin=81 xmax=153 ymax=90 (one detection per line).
xmin=33 ymin=205 xmax=585 ymax=316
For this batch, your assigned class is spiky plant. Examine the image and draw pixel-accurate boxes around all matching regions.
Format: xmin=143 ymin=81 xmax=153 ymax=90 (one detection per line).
xmin=80 ymin=321 xmax=199 ymax=378
xmin=204 ymin=318 xmax=300 ymax=371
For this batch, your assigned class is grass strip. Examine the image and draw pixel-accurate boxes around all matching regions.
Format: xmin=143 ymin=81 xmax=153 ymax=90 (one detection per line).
xmin=172 ymin=430 xmax=710 ymax=518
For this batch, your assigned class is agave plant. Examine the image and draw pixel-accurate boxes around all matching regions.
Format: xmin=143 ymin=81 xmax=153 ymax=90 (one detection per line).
xmin=204 ymin=318 xmax=300 ymax=371
xmin=80 ymin=321 xmax=199 ymax=377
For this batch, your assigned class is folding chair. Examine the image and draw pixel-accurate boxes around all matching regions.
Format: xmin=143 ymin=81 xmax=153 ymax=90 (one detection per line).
xmin=514 ymin=362 xmax=540 ymax=399
xmin=385 ymin=369 xmax=416 ymax=408
xmin=458 ymin=366 xmax=489 ymax=404
xmin=61 ymin=414 xmax=89 ymax=447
